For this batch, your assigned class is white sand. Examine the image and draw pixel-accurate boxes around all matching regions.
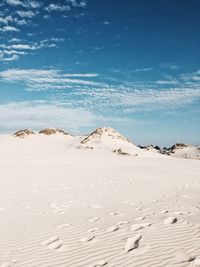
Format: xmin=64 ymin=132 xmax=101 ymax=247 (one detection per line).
xmin=0 ymin=130 xmax=200 ymax=267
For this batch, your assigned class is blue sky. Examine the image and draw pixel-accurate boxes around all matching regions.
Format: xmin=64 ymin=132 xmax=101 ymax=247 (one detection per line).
xmin=0 ymin=0 xmax=200 ymax=146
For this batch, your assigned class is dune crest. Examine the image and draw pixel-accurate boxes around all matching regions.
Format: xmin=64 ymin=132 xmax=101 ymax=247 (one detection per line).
xmin=39 ymin=128 xmax=69 ymax=135
xmin=14 ymin=128 xmax=36 ymax=138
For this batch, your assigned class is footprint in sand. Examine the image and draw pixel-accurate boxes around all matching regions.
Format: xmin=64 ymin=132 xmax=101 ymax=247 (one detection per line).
xmin=130 ymin=222 xmax=152 ymax=231
xmin=174 ymin=249 xmax=195 ymax=263
xmin=125 ymin=234 xmax=142 ymax=252
xmin=41 ymin=236 xmax=64 ymax=251
xmin=143 ymin=212 xmax=155 ymax=216
xmin=152 ymin=199 xmax=159 ymax=203
xmin=90 ymin=260 xmax=107 ymax=266
xmin=50 ymin=203 xmax=65 ymax=214
xmin=135 ymin=216 xmax=145 ymax=222
xmin=109 ymin=211 xmax=119 ymax=216
xmin=173 ymin=211 xmax=188 ymax=215
xmin=117 ymin=221 xmax=129 ymax=226
xmin=135 ymin=207 xmax=143 ymax=211
xmin=106 ymin=225 xmax=119 ymax=233
xmin=88 ymin=217 xmax=100 ymax=222
xmin=194 ymin=257 xmax=200 ymax=266
xmin=164 ymin=217 xmax=177 ymax=225
xmin=80 ymin=235 xmax=95 ymax=243
xmin=56 ymin=223 xmax=71 ymax=230
xmin=159 ymin=210 xmax=169 ymax=214
xmin=123 ymin=200 xmax=131 ymax=204
xmin=87 ymin=227 xmax=101 ymax=233
xmin=89 ymin=204 xmax=102 ymax=209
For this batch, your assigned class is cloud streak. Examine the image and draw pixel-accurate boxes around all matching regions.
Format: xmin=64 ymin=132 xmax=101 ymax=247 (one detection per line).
xmin=0 ymin=68 xmax=199 ymax=114
xmin=44 ymin=4 xmax=71 ymax=13
xmin=0 ymin=69 xmax=100 ymax=88
xmin=0 ymin=38 xmax=65 ymax=61
xmin=0 ymin=25 xmax=20 ymax=32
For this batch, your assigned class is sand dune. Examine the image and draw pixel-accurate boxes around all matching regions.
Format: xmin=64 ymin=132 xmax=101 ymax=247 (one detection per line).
xmin=0 ymin=128 xmax=200 ymax=266
xmin=140 ymin=143 xmax=200 ymax=160
xmin=168 ymin=144 xmax=200 ymax=160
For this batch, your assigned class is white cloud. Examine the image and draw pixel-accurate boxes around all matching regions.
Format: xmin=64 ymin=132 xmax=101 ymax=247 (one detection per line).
xmin=63 ymin=73 xmax=98 ymax=77
xmin=5 ymin=0 xmax=41 ymax=8
xmin=0 ymin=14 xmax=29 ymax=26
xmin=0 ymin=15 xmax=13 ymax=24
xmin=5 ymin=0 xmax=24 ymax=6
xmin=66 ymin=0 xmax=87 ymax=8
xmin=16 ymin=18 xmax=29 ymax=25
xmin=134 ymin=68 xmax=153 ymax=72
xmin=0 ymin=53 xmax=19 ymax=61
xmin=155 ymin=80 xmax=178 ymax=85
xmin=0 ymin=25 xmax=20 ymax=32
xmin=181 ymin=69 xmax=200 ymax=82
xmin=45 ymin=4 xmax=71 ymax=12
xmin=0 ymin=69 xmax=58 ymax=80
xmin=9 ymin=38 xmax=22 ymax=42
xmin=0 ymin=39 xmax=61 ymax=60
xmin=0 ymin=69 xmax=100 ymax=89
xmin=16 ymin=11 xmax=36 ymax=18
xmin=6 ymin=44 xmax=39 ymax=50
xmin=160 ymin=63 xmax=179 ymax=70
xmin=78 ymin=1 xmax=87 ymax=8
xmin=27 ymin=1 xmax=41 ymax=9
xmin=2 ymin=49 xmax=27 ymax=55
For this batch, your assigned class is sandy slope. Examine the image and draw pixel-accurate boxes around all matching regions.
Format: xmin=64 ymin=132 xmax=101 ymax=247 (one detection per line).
xmin=0 ymin=133 xmax=200 ymax=267
xmin=170 ymin=145 xmax=200 ymax=160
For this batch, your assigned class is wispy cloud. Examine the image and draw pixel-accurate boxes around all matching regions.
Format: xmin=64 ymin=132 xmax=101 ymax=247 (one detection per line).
xmin=180 ymin=69 xmax=200 ymax=82
xmin=16 ymin=10 xmax=37 ymax=18
xmin=0 ymin=68 xmax=199 ymax=114
xmin=5 ymin=0 xmax=24 ymax=6
xmin=44 ymin=0 xmax=87 ymax=13
xmin=0 ymin=25 xmax=20 ymax=32
xmin=5 ymin=0 xmax=41 ymax=8
xmin=0 ymin=53 xmax=19 ymax=61
xmin=0 ymin=15 xmax=13 ymax=24
xmin=0 ymin=38 xmax=65 ymax=61
xmin=44 ymin=4 xmax=71 ymax=13
xmin=155 ymin=80 xmax=178 ymax=85
xmin=61 ymin=85 xmax=200 ymax=113
xmin=160 ymin=63 xmax=179 ymax=70
xmin=66 ymin=0 xmax=87 ymax=8
xmin=134 ymin=68 xmax=153 ymax=72
xmin=0 ymin=69 xmax=100 ymax=89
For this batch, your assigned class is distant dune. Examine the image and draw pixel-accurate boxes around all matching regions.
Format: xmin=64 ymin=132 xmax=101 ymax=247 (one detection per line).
xmin=13 ymin=127 xmax=200 ymax=160
xmin=139 ymin=142 xmax=200 ymax=160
